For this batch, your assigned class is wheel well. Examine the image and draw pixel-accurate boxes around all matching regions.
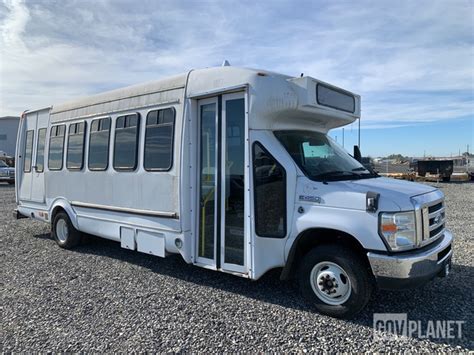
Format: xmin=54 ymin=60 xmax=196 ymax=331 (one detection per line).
xmin=280 ymin=228 xmax=371 ymax=280
xmin=51 ymin=206 xmax=66 ymax=223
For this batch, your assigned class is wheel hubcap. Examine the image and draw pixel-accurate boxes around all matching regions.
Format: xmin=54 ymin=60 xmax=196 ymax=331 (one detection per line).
xmin=56 ymin=219 xmax=69 ymax=242
xmin=310 ymin=261 xmax=351 ymax=305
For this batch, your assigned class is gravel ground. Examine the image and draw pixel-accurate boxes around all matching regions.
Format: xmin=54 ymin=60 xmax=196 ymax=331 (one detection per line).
xmin=1 ymin=182 xmax=473 ymax=352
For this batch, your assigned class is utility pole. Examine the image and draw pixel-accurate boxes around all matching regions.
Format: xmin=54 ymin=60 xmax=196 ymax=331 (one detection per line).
xmin=358 ymin=117 xmax=361 ymax=149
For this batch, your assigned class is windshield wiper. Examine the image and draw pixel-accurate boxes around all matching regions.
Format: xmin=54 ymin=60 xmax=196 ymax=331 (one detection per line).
xmin=314 ymin=170 xmax=362 ymax=179
xmin=352 ymin=166 xmax=379 ymax=177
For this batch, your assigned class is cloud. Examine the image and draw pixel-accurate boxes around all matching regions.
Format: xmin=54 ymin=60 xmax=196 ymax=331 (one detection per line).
xmin=0 ymin=0 xmax=473 ymax=129
xmin=1 ymin=0 xmax=29 ymax=48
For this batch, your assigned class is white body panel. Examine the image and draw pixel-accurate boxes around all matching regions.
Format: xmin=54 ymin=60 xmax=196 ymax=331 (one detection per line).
xmin=15 ymin=66 xmax=444 ymax=281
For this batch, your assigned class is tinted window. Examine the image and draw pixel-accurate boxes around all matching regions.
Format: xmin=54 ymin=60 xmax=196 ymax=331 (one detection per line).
xmin=316 ymin=84 xmax=355 ymax=113
xmin=113 ymin=113 xmax=140 ymax=170
xmin=23 ymin=130 xmax=34 ymax=173
xmin=88 ymin=117 xmax=110 ymax=170
xmin=224 ymin=98 xmax=245 ymax=265
xmin=35 ymin=128 xmax=47 ymax=172
xmin=48 ymin=125 xmax=66 ymax=170
xmin=144 ymin=108 xmax=175 ymax=171
xmin=67 ymin=122 xmax=86 ymax=170
xmin=253 ymin=142 xmax=286 ymax=238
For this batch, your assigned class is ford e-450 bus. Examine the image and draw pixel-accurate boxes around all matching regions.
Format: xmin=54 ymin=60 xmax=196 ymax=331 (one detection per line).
xmin=14 ymin=65 xmax=453 ymax=318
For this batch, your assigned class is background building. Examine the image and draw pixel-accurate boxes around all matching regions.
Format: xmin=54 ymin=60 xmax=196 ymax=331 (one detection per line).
xmin=0 ymin=116 xmax=20 ymax=157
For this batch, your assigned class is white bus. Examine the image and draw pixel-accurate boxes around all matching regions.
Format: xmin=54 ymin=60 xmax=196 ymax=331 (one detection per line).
xmin=14 ymin=65 xmax=453 ymax=318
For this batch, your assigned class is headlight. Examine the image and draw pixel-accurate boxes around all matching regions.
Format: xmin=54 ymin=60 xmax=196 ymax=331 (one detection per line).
xmin=379 ymin=211 xmax=417 ymax=251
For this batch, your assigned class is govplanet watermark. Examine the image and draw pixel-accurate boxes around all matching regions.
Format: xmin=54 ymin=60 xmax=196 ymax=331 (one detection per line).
xmin=373 ymin=313 xmax=465 ymax=341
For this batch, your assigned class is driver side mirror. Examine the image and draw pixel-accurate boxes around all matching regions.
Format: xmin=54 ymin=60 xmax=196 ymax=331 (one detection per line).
xmin=353 ymin=145 xmax=362 ymax=163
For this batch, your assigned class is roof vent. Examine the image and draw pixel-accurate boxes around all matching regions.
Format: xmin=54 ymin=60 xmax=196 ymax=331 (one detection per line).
xmin=222 ymin=60 xmax=231 ymax=67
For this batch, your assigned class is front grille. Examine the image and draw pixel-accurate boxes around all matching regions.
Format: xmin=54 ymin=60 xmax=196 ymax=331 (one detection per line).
xmin=428 ymin=202 xmax=443 ymax=214
xmin=421 ymin=198 xmax=445 ymax=245
xmin=430 ymin=224 xmax=444 ymax=238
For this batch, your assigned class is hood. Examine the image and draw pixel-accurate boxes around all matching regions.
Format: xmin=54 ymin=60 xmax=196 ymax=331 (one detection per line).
xmin=347 ymin=177 xmax=436 ymax=210
xmin=296 ymin=176 xmax=437 ymax=212
xmin=349 ymin=177 xmax=436 ymax=198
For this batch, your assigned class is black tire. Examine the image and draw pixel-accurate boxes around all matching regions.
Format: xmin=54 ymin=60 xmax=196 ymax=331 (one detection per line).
xmin=51 ymin=211 xmax=82 ymax=249
xmin=298 ymin=244 xmax=373 ymax=319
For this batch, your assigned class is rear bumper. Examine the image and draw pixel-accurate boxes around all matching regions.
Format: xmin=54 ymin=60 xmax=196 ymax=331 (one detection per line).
xmin=367 ymin=230 xmax=453 ymax=290
xmin=13 ymin=209 xmax=27 ymax=219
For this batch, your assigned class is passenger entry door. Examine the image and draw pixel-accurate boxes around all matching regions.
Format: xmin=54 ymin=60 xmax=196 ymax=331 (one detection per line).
xmin=196 ymin=92 xmax=248 ymax=275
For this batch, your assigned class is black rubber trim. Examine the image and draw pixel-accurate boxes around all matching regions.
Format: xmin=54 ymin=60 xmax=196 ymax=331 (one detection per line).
xmin=216 ymin=95 xmax=222 ymax=269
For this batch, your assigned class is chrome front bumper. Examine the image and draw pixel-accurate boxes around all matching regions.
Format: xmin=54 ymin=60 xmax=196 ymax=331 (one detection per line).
xmin=367 ymin=230 xmax=453 ymax=290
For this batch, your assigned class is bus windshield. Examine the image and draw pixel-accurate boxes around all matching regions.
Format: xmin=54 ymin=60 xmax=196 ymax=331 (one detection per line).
xmin=274 ymin=130 xmax=378 ymax=181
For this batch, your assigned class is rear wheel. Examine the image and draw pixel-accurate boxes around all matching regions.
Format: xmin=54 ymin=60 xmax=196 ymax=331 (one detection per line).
xmin=298 ymin=244 xmax=373 ymax=319
xmin=51 ymin=211 xmax=82 ymax=249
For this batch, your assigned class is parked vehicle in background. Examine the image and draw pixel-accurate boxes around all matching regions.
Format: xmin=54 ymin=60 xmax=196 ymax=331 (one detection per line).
xmin=416 ymin=159 xmax=453 ymax=182
xmin=0 ymin=160 xmax=15 ymax=184
xmin=13 ymin=65 xmax=453 ymax=318
xmin=0 ymin=155 xmax=15 ymax=167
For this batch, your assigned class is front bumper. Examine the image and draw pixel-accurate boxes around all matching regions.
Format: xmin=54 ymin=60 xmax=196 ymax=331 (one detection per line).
xmin=367 ymin=230 xmax=453 ymax=290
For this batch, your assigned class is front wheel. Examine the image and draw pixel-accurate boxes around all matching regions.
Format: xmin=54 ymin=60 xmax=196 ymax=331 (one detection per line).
xmin=298 ymin=245 xmax=373 ymax=319
xmin=51 ymin=211 xmax=82 ymax=249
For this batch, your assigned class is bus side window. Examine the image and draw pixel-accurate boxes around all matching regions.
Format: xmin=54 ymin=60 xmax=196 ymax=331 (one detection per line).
xmin=88 ymin=117 xmax=111 ymax=171
xmin=35 ymin=128 xmax=47 ymax=172
xmin=48 ymin=125 xmax=66 ymax=171
xmin=144 ymin=108 xmax=175 ymax=171
xmin=113 ymin=113 xmax=140 ymax=171
xmin=253 ymin=142 xmax=287 ymax=238
xmin=67 ymin=122 xmax=86 ymax=170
